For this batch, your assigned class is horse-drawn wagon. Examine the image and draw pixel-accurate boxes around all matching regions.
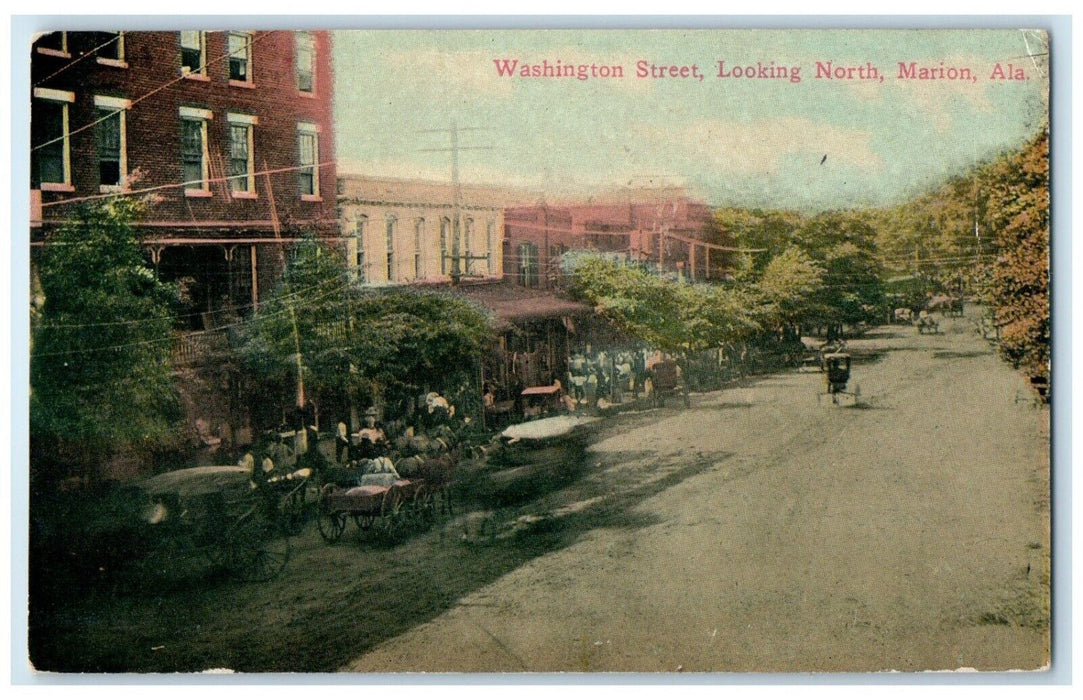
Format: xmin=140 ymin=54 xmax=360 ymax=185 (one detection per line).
xmin=817 ymin=352 xmax=859 ymax=407
xmin=916 ymin=314 xmax=941 ymax=334
xmin=315 ymin=454 xmax=455 ymax=543
xmin=135 ymin=465 xmax=294 ymax=582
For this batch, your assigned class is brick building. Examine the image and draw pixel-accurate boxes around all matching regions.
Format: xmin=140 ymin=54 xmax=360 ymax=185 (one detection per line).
xmin=503 ymin=186 xmax=737 ymax=289
xmin=30 ymin=30 xmax=337 ymax=328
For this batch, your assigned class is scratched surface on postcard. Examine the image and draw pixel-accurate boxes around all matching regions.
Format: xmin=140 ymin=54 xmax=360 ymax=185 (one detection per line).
xmin=27 ymin=28 xmax=1049 ymax=674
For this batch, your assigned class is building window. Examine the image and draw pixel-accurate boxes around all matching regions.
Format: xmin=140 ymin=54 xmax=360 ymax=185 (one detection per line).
xmin=518 ymin=242 xmax=539 ymax=288
xmin=440 ymin=217 xmax=451 ymax=275
xmin=180 ymin=106 xmax=212 ymax=193
xmin=487 ymin=220 xmax=496 ymax=275
xmin=385 ymin=216 xmax=397 ymax=282
xmin=463 ymin=218 xmax=474 ymax=275
xmin=228 ymin=31 xmax=252 ymax=83
xmin=35 ymin=32 xmax=68 ymax=56
xmin=92 ymin=31 xmax=124 ymax=65
xmin=227 ymin=113 xmax=257 ymax=195
xmin=413 ymin=219 xmax=424 ymax=280
xmin=295 ymin=31 xmax=315 ymax=93
xmin=180 ymin=31 xmax=206 ymax=76
xmin=297 ymin=122 xmax=319 ymax=197
xmin=32 ymin=88 xmax=74 ymax=189
xmin=94 ymin=96 xmax=130 ymax=189
xmin=354 ymin=215 xmax=368 ymax=283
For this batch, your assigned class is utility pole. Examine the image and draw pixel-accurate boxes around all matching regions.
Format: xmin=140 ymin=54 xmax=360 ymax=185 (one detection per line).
xmin=265 ymin=160 xmax=307 ymax=453
xmin=418 ymin=122 xmax=493 ymax=284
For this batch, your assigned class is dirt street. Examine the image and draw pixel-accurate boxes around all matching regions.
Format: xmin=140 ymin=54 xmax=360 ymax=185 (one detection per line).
xmin=344 ymin=309 xmax=1050 ymax=673
xmin=28 ymin=308 xmax=1050 ymax=674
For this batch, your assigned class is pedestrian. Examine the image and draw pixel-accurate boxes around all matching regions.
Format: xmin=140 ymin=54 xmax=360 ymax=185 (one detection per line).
xmin=335 ymin=421 xmax=350 ymax=465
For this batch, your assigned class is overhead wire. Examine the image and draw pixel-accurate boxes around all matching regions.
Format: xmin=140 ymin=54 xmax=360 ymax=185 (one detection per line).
xmin=31 ymin=29 xmax=278 ymax=155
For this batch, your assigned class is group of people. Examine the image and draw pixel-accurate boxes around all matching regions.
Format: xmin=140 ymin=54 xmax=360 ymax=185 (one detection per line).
xmin=565 ymin=347 xmax=663 ymax=410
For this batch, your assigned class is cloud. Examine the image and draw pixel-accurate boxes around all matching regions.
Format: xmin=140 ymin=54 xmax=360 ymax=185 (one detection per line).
xmin=632 ymin=116 xmax=882 ymax=176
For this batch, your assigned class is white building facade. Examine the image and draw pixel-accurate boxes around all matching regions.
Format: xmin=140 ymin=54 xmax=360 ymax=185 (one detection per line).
xmin=338 ymin=175 xmax=531 ymax=285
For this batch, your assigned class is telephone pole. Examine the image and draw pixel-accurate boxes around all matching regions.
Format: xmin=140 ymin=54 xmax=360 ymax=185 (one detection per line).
xmin=418 ymin=121 xmax=493 ymax=283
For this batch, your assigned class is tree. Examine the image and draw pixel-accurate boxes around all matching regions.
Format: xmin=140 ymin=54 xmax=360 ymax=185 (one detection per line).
xmin=714 ymin=207 xmax=806 ymax=282
xmin=30 ymin=198 xmax=182 ymax=482
xmin=565 ymin=253 xmax=759 ymax=405
xmin=239 ymin=239 xmax=496 ymax=426
xmin=755 ymin=245 xmax=825 ymax=333
xmin=793 ymin=212 xmax=886 ymax=335
xmin=982 ymin=130 xmax=1049 ymax=377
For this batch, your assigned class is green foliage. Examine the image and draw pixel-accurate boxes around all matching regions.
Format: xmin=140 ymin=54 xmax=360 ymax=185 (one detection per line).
xmin=756 ymin=245 xmax=825 ymax=327
xmin=30 ymin=199 xmax=182 ymax=477
xmin=565 ymin=253 xmax=759 ymax=357
xmin=714 ymin=207 xmax=806 ymax=282
xmin=240 ymin=239 xmax=496 ymax=417
xmin=792 ymin=212 xmax=886 ymax=329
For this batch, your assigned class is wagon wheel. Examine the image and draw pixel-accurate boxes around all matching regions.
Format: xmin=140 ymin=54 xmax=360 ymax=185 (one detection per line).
xmin=224 ymin=509 xmax=291 ymax=582
xmin=438 ymin=486 xmax=455 ymax=519
xmin=317 ymin=508 xmax=347 ymax=543
xmin=414 ymin=489 xmax=436 ymax=527
xmin=350 ymin=513 xmax=375 ymax=530
xmin=379 ymin=494 xmax=406 ymax=541
xmin=281 ymin=480 xmax=310 ymax=535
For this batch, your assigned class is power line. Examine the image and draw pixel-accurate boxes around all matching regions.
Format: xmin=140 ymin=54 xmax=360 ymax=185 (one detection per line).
xmin=32 ymin=32 xmax=122 ymax=88
xmin=39 ymin=160 xmax=336 ymax=209
xmin=30 ymin=273 xmax=353 ymax=358
xmin=416 ymin=121 xmax=494 ymax=283
xmin=32 ymin=30 xmax=278 ymax=154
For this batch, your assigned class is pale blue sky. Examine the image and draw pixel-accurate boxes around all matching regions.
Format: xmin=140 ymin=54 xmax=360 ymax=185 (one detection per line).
xmin=334 ymin=29 xmax=1048 ymax=211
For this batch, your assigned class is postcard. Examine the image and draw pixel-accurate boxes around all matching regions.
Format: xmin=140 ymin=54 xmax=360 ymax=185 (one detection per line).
xmin=24 ymin=25 xmax=1052 ymax=675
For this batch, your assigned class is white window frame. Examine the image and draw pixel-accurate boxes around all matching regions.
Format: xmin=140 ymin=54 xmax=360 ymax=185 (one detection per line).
xmin=226 ymin=112 xmax=258 ymax=197
xmin=413 ymin=218 xmax=424 ymax=280
xmin=95 ymin=31 xmax=126 ymax=68
xmin=385 ymin=215 xmax=397 ymax=282
xmin=354 ymin=214 xmax=368 ymax=283
xmin=93 ymin=95 xmax=131 ymax=192
xmin=35 ymin=31 xmax=69 ymax=58
xmin=487 ymin=220 xmax=496 ymax=275
xmin=295 ymin=31 xmax=316 ymax=95
xmin=464 ymin=217 xmax=474 ymax=275
xmin=440 ymin=217 xmax=451 ymax=275
xmin=33 ymin=88 xmax=75 ymax=191
xmin=297 ymin=121 xmax=320 ymax=200
xmin=227 ymin=31 xmax=253 ymax=85
xmin=180 ymin=106 xmax=213 ymax=196
xmin=180 ymin=30 xmax=207 ymax=78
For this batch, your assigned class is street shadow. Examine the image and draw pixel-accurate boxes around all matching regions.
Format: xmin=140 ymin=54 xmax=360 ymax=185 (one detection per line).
xmin=28 ymin=438 xmax=726 ymax=673
xmin=857 ymin=327 xmax=910 ymax=340
xmin=932 ymin=350 xmax=994 ymax=360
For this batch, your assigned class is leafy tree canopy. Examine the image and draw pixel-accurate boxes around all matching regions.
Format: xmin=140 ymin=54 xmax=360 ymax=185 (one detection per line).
xmin=30 ymin=198 xmax=182 ymax=476
xmin=240 ymin=239 xmax=497 ymax=418
xmin=565 ymin=253 xmax=759 ymax=357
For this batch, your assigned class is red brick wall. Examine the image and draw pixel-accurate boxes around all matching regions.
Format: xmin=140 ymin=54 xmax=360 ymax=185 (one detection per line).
xmin=31 ymin=30 xmax=337 ymax=235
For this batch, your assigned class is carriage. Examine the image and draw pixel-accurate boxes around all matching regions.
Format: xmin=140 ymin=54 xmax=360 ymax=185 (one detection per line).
xmin=916 ymin=314 xmax=941 ymax=334
xmin=316 ymin=478 xmax=435 ymax=542
xmin=135 ymin=465 xmax=294 ymax=582
xmin=817 ymin=353 xmax=859 ymax=407
xmin=315 ymin=454 xmax=456 ymax=543
xmin=650 ymin=359 xmax=682 ymax=407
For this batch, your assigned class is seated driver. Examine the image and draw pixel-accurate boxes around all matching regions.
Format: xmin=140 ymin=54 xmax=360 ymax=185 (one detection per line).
xmin=353 ymin=407 xmax=388 ymax=460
